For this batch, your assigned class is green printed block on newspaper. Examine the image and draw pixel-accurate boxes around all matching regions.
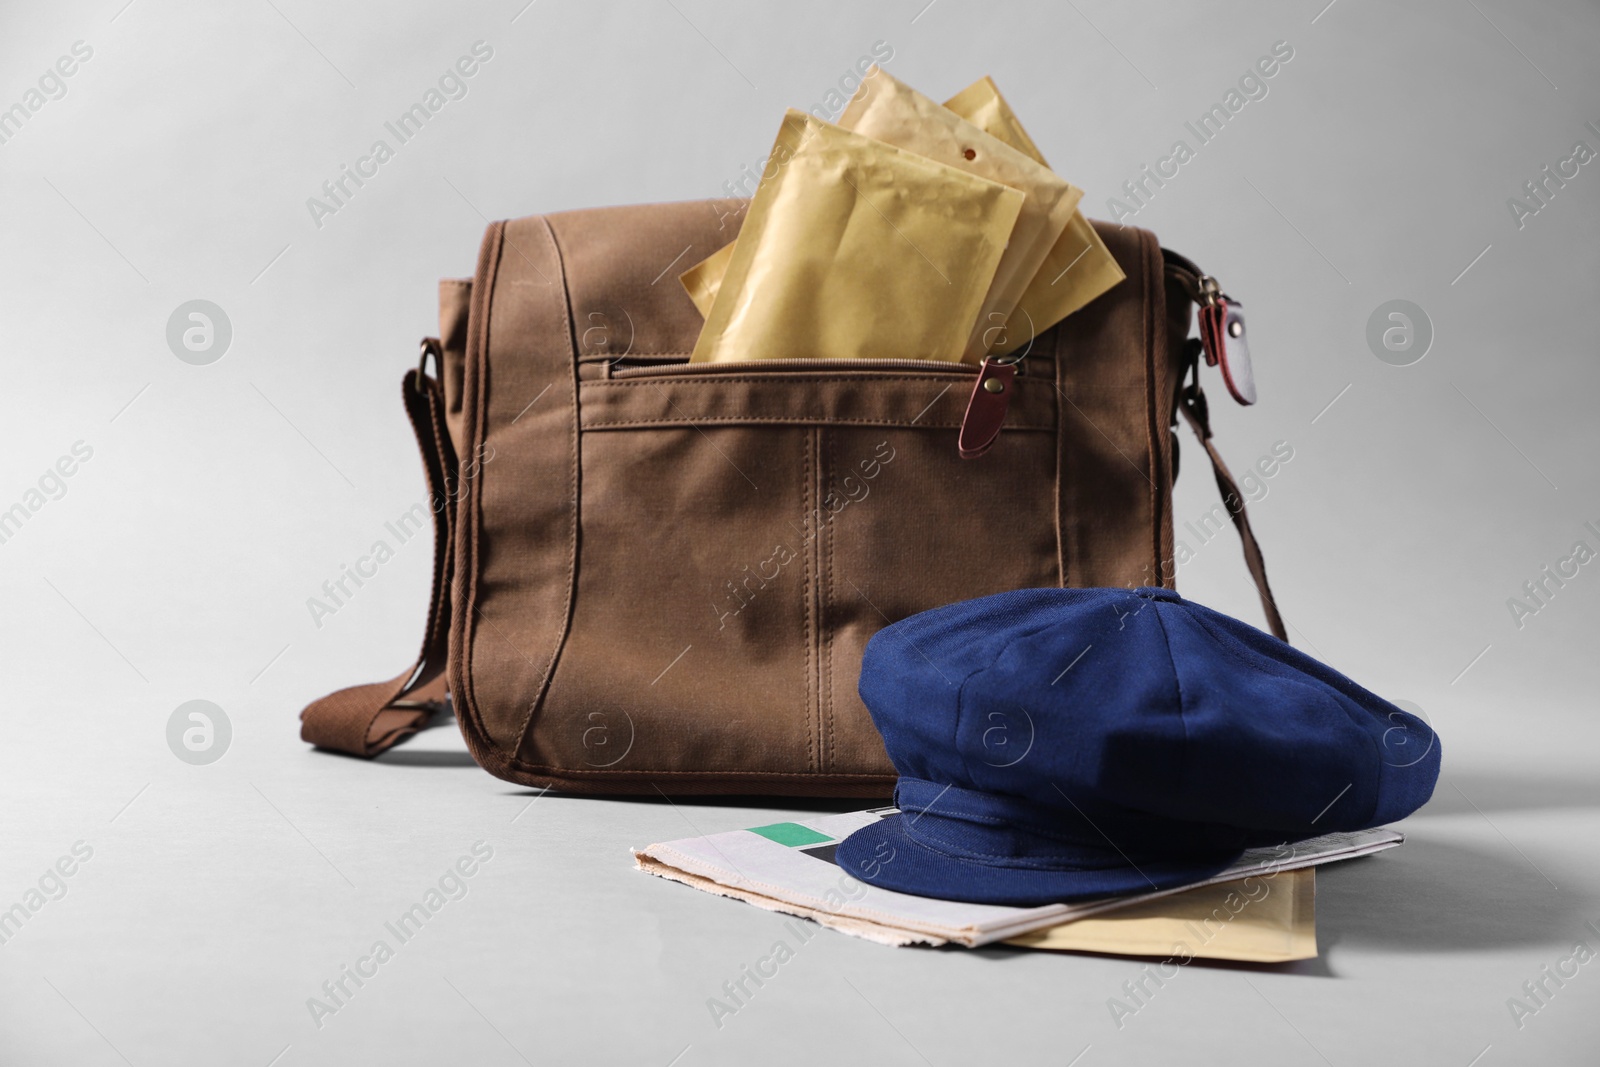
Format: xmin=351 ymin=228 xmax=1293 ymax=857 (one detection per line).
xmin=745 ymin=822 xmax=834 ymax=847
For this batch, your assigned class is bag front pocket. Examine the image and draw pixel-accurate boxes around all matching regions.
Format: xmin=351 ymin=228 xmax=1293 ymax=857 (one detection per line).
xmin=514 ymin=365 xmax=1062 ymax=788
xmin=580 ymin=360 xmax=1056 ymax=434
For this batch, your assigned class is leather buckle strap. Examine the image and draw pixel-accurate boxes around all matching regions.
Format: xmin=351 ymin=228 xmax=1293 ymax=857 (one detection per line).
xmin=416 ymin=337 xmax=442 ymax=393
xmin=299 ymin=347 xmax=458 ymax=757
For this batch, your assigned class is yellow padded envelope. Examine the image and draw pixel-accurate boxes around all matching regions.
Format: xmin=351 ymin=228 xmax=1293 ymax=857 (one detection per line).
xmin=1007 ymin=868 xmax=1316 ymax=962
xmin=681 ymin=75 xmax=1122 ymax=357
xmin=836 ymin=66 xmax=1080 ymax=360
xmin=689 ymin=110 xmax=1024 ymax=365
xmin=943 ymin=75 xmax=1126 ymax=355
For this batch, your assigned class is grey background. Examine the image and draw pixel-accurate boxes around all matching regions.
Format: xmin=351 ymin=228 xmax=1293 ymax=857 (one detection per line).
xmin=2 ymin=0 xmax=1597 ymax=1063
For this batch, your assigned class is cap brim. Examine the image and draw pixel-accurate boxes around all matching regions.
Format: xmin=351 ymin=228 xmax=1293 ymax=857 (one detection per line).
xmin=835 ymin=812 xmax=1242 ymax=907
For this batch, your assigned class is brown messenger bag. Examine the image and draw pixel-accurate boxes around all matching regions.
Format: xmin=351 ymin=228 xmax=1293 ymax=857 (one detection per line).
xmin=298 ymin=199 xmax=1285 ymax=797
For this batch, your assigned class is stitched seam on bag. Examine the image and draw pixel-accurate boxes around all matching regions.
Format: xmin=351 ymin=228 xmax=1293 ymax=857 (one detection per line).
xmin=803 ymin=428 xmax=816 ymax=775
xmin=509 ymin=216 xmax=581 ymax=759
xmin=1053 ymin=325 xmax=1068 ymax=586
xmin=580 ymin=416 xmax=1054 ymax=429
xmin=1156 ymin=260 xmax=1181 ymax=588
xmin=811 ymin=427 xmax=824 ymax=775
xmin=1141 ymin=228 xmax=1163 ymax=587
xmin=454 ymin=220 xmax=503 ymax=764
xmin=578 ymin=348 xmax=694 ymax=359
xmin=508 ymin=762 xmax=893 ymax=779
xmin=807 ymin=428 xmax=816 ymax=775
xmin=823 ymin=428 xmax=835 ymax=775
xmin=457 ymin=226 xmax=496 ymax=752
xmin=585 ymin=376 xmax=982 ymax=387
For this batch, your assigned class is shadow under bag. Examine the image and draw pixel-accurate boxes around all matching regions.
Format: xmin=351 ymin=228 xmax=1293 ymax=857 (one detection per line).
xmin=298 ymin=199 xmax=1284 ymax=797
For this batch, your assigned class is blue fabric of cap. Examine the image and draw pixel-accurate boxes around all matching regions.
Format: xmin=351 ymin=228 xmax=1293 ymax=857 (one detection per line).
xmin=835 ymin=587 xmax=1441 ymax=906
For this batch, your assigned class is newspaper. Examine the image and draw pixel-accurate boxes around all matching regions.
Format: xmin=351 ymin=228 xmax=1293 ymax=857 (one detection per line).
xmin=635 ymin=808 xmax=1400 ymax=948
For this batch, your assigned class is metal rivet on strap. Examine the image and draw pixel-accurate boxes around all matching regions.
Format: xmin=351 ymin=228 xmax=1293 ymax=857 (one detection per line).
xmin=983 ymin=378 xmax=1005 ymax=394
xmin=1228 ymin=320 xmax=1244 ymax=338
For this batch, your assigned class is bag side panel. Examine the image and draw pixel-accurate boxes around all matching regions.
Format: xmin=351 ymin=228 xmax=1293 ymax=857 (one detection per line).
xmin=1160 ymin=262 xmax=1193 ymax=585
xmin=451 ymin=216 xmax=582 ymax=771
xmin=1055 ymin=223 xmax=1171 ymax=590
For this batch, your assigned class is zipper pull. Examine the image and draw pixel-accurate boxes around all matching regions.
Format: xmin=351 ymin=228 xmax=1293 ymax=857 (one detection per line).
xmin=1194 ymin=274 xmax=1257 ymax=406
xmin=958 ymin=356 xmax=1017 ymax=459
xmin=1196 ymin=275 xmax=1224 ymax=369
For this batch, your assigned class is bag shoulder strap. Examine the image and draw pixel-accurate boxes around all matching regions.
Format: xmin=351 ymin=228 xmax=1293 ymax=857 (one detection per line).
xmin=299 ymin=345 xmax=458 ymax=756
xmin=1176 ymin=359 xmax=1288 ymax=641
xmin=1162 ymin=249 xmax=1288 ymax=642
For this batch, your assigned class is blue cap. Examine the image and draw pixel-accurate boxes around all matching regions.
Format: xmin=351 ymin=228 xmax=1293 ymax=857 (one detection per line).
xmin=836 ymin=587 xmax=1441 ymax=905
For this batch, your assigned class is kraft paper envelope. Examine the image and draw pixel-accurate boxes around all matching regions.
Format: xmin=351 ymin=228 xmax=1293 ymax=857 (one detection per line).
xmin=681 ymin=74 xmax=1124 ymax=356
xmin=943 ymin=75 xmax=1126 ymax=354
xmin=1006 ymin=868 xmax=1316 ymax=962
xmin=836 ymin=66 xmax=1080 ymax=359
xmin=689 ymin=110 xmax=1024 ymax=365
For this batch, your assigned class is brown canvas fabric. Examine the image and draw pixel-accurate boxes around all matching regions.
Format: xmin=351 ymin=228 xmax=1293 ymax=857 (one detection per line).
xmin=300 ymin=198 xmax=1284 ymax=796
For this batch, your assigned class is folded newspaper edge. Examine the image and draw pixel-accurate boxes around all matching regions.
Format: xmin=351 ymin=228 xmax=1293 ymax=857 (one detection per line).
xmin=633 ymin=808 xmax=1402 ymax=948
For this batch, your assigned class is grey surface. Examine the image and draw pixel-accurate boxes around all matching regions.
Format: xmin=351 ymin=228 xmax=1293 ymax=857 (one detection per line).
xmin=2 ymin=0 xmax=1597 ymax=1063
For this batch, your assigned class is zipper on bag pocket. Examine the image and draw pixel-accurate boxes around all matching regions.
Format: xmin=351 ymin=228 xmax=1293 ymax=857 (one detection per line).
xmin=605 ymin=357 xmax=1000 ymax=380
xmin=602 ymin=357 xmax=1042 ymax=454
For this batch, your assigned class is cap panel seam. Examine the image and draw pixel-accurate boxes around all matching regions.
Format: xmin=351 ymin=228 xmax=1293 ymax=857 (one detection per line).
xmin=1186 ymin=607 xmax=1383 ymax=828
xmin=952 ymin=611 xmax=1093 ymax=796
xmin=1148 ymin=600 xmax=1192 ymax=798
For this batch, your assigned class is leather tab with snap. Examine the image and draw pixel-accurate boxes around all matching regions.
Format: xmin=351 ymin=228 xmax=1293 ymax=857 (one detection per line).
xmin=958 ymin=357 xmax=1017 ymax=459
